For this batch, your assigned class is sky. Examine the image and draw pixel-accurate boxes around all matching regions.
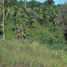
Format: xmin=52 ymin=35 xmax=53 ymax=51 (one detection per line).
xmin=18 ymin=0 xmax=66 ymax=5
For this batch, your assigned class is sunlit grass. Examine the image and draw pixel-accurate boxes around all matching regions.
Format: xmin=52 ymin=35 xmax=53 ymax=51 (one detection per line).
xmin=0 ymin=40 xmax=67 ymax=67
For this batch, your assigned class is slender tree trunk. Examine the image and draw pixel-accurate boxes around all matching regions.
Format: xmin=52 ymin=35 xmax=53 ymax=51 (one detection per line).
xmin=2 ymin=0 xmax=5 ymax=40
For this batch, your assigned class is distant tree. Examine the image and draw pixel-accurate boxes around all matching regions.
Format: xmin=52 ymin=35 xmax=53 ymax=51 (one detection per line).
xmin=5 ymin=0 xmax=17 ymax=5
xmin=20 ymin=0 xmax=22 ymax=2
xmin=61 ymin=4 xmax=67 ymax=42
xmin=45 ymin=0 xmax=54 ymax=5
xmin=28 ymin=0 xmax=40 ymax=8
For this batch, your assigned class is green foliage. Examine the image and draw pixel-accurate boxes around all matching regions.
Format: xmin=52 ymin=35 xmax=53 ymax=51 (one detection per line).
xmin=45 ymin=0 xmax=54 ymax=5
xmin=0 ymin=0 xmax=65 ymax=44
xmin=5 ymin=22 xmax=16 ymax=39
xmin=0 ymin=40 xmax=67 ymax=67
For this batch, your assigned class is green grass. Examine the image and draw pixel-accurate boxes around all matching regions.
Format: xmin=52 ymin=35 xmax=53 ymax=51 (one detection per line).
xmin=0 ymin=40 xmax=67 ymax=67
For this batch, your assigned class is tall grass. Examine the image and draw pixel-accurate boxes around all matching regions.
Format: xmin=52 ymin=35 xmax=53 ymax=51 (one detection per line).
xmin=0 ymin=39 xmax=67 ymax=67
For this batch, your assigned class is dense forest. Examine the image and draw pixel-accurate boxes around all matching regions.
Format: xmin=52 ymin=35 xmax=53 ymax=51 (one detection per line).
xmin=0 ymin=0 xmax=67 ymax=44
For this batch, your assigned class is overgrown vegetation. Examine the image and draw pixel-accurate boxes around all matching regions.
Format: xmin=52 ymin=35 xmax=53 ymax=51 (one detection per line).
xmin=0 ymin=40 xmax=67 ymax=67
xmin=0 ymin=0 xmax=67 ymax=67
xmin=0 ymin=0 xmax=67 ymax=44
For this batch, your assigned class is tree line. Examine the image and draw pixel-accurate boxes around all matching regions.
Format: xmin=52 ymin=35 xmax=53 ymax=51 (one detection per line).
xmin=0 ymin=0 xmax=67 ymax=44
